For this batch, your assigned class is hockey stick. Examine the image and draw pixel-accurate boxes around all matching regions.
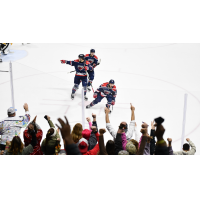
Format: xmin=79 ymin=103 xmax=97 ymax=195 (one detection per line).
xmin=0 ymin=70 xmax=9 ymax=72
xmin=67 ymin=70 xmax=75 ymax=74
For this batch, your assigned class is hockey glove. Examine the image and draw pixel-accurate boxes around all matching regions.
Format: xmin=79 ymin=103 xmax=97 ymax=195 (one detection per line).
xmin=111 ymin=101 xmax=115 ymax=105
xmin=60 ymin=60 xmax=66 ymax=64
xmin=88 ymin=66 xmax=93 ymax=71
xmin=93 ymin=93 xmax=98 ymax=98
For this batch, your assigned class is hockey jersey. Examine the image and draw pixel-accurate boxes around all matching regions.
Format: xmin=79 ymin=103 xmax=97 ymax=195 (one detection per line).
xmin=66 ymin=59 xmax=93 ymax=76
xmin=96 ymin=82 xmax=117 ymax=101
xmin=84 ymin=54 xmax=98 ymax=68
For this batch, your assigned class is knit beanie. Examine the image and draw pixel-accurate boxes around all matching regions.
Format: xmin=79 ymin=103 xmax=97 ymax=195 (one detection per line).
xmin=126 ymin=141 xmax=137 ymax=155
xmin=118 ymin=150 xmax=129 ymax=155
xmin=82 ymin=129 xmax=91 ymax=140
xmin=78 ymin=138 xmax=89 ymax=154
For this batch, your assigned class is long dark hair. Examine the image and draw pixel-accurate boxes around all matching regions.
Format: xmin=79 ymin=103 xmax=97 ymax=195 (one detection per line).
xmin=9 ymin=136 xmax=24 ymax=155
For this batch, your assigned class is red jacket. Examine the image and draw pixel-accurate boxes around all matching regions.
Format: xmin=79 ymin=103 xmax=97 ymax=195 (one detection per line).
xmin=23 ymin=128 xmax=43 ymax=155
xmin=83 ymin=144 xmax=99 ymax=155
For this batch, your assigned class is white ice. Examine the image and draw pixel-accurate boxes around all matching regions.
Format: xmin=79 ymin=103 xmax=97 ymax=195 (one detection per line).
xmin=0 ymin=43 xmax=200 ymax=154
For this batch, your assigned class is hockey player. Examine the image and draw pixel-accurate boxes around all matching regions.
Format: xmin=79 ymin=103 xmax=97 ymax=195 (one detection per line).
xmin=0 ymin=43 xmax=12 ymax=55
xmin=86 ymin=80 xmax=117 ymax=112
xmin=60 ymin=54 xmax=93 ymax=101
xmin=84 ymin=49 xmax=99 ymax=92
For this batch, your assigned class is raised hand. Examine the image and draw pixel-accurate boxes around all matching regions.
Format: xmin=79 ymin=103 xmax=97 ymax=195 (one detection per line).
xmin=167 ymin=138 xmax=172 ymax=147
xmin=151 ymin=120 xmax=155 ymax=130
xmin=99 ymin=128 xmax=106 ymax=135
xmin=92 ymin=113 xmax=96 ymax=119
xmin=105 ymin=107 xmax=110 ymax=115
xmin=130 ymin=103 xmax=135 ymax=111
xmin=33 ymin=116 xmax=37 ymax=123
xmin=86 ymin=117 xmax=91 ymax=122
xmin=23 ymin=103 xmax=29 ymax=111
xmin=56 ymin=116 xmax=73 ymax=145
xmin=60 ymin=60 xmax=66 ymax=64
xmin=91 ymin=126 xmax=97 ymax=133
xmin=186 ymin=138 xmax=190 ymax=142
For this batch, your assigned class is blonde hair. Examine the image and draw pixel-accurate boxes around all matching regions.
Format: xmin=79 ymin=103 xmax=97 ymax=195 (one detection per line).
xmin=71 ymin=123 xmax=83 ymax=143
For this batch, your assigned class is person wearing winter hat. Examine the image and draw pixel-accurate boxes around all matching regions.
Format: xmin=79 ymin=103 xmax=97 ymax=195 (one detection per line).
xmin=0 ymin=103 xmax=30 ymax=151
xmin=78 ymin=137 xmax=99 ymax=155
xmin=82 ymin=129 xmax=91 ymax=140
xmin=23 ymin=116 xmax=43 ymax=155
xmin=118 ymin=150 xmax=129 ymax=155
xmin=126 ymin=141 xmax=137 ymax=155
xmin=41 ymin=115 xmax=61 ymax=155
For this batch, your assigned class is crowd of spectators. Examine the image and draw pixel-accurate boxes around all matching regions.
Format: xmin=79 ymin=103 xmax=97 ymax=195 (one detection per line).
xmin=0 ymin=103 xmax=196 ymax=155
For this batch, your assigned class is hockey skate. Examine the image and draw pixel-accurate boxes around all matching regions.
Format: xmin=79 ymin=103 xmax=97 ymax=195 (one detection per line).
xmin=71 ymin=94 xmax=75 ymax=100
xmin=84 ymin=95 xmax=88 ymax=101
xmin=86 ymin=104 xmax=91 ymax=109
xmin=0 ymin=59 xmax=2 ymax=63
xmin=87 ymin=86 xmax=91 ymax=92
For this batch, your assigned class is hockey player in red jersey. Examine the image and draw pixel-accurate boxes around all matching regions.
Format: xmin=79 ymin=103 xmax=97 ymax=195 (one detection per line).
xmin=86 ymin=80 xmax=117 ymax=112
xmin=60 ymin=54 xmax=93 ymax=101
xmin=84 ymin=49 xmax=99 ymax=92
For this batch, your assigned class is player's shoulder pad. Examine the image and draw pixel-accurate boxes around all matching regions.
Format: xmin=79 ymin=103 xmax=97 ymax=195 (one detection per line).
xmin=101 ymin=82 xmax=109 ymax=87
xmin=85 ymin=54 xmax=90 ymax=57
xmin=74 ymin=59 xmax=79 ymax=62
xmin=112 ymin=85 xmax=117 ymax=91
xmin=94 ymin=55 xmax=98 ymax=59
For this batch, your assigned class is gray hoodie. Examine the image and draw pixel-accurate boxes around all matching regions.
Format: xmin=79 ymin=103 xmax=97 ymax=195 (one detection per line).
xmin=173 ymin=140 xmax=196 ymax=155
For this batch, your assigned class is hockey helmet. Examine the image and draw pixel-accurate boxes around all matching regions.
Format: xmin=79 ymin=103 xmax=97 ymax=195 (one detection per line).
xmin=90 ymin=49 xmax=95 ymax=53
xmin=109 ymin=79 xmax=115 ymax=84
xmin=78 ymin=54 xmax=85 ymax=60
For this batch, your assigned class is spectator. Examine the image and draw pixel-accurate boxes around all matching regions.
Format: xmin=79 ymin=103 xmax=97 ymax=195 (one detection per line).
xmin=167 ymin=138 xmax=173 ymax=155
xmin=41 ymin=115 xmax=61 ymax=155
xmin=118 ymin=150 xmax=129 ymax=155
xmin=0 ymin=103 xmax=30 ymax=151
xmin=78 ymin=137 xmax=99 ymax=155
xmin=99 ymin=128 xmax=115 ymax=155
xmin=173 ymin=138 xmax=196 ymax=155
xmin=23 ymin=116 xmax=43 ymax=155
xmin=5 ymin=133 xmax=37 ymax=155
xmin=150 ymin=120 xmax=156 ymax=155
xmin=154 ymin=117 xmax=169 ymax=155
xmin=56 ymin=116 xmax=81 ymax=155
xmin=105 ymin=103 xmax=139 ymax=141
xmin=71 ymin=123 xmax=83 ymax=144
xmin=82 ymin=126 xmax=98 ymax=151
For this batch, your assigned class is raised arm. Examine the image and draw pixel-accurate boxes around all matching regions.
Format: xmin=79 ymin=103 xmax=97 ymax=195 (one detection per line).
xmin=105 ymin=107 xmax=110 ymax=123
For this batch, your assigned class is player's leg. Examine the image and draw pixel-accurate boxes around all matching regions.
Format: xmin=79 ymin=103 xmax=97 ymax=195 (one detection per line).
xmin=86 ymin=93 xmax=104 ymax=108
xmin=87 ymin=71 xmax=94 ymax=92
xmin=106 ymin=96 xmax=113 ymax=113
xmin=71 ymin=76 xmax=80 ymax=100
xmin=81 ymin=76 xmax=88 ymax=101
xmin=1 ymin=43 xmax=10 ymax=55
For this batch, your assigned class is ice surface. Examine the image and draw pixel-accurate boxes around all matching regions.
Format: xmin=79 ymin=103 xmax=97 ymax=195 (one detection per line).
xmin=0 ymin=43 xmax=200 ymax=154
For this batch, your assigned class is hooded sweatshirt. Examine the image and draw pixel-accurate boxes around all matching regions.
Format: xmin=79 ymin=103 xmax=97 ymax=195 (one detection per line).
xmin=173 ymin=140 xmax=196 ymax=155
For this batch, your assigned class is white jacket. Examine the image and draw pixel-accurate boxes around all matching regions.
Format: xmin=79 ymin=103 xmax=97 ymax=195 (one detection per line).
xmin=173 ymin=140 xmax=196 ymax=155
xmin=0 ymin=111 xmax=30 ymax=145
xmin=106 ymin=120 xmax=140 ymax=142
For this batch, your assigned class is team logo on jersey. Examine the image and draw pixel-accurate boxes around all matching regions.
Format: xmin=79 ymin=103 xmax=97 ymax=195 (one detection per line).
xmin=78 ymin=65 xmax=84 ymax=71
xmin=104 ymin=90 xmax=110 ymax=95
xmin=88 ymin=59 xmax=94 ymax=64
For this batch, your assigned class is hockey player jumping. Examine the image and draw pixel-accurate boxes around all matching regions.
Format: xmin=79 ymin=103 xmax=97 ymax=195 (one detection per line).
xmin=61 ymin=54 xmax=93 ymax=101
xmin=86 ymin=79 xmax=117 ymax=111
xmin=84 ymin=49 xmax=100 ymax=92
